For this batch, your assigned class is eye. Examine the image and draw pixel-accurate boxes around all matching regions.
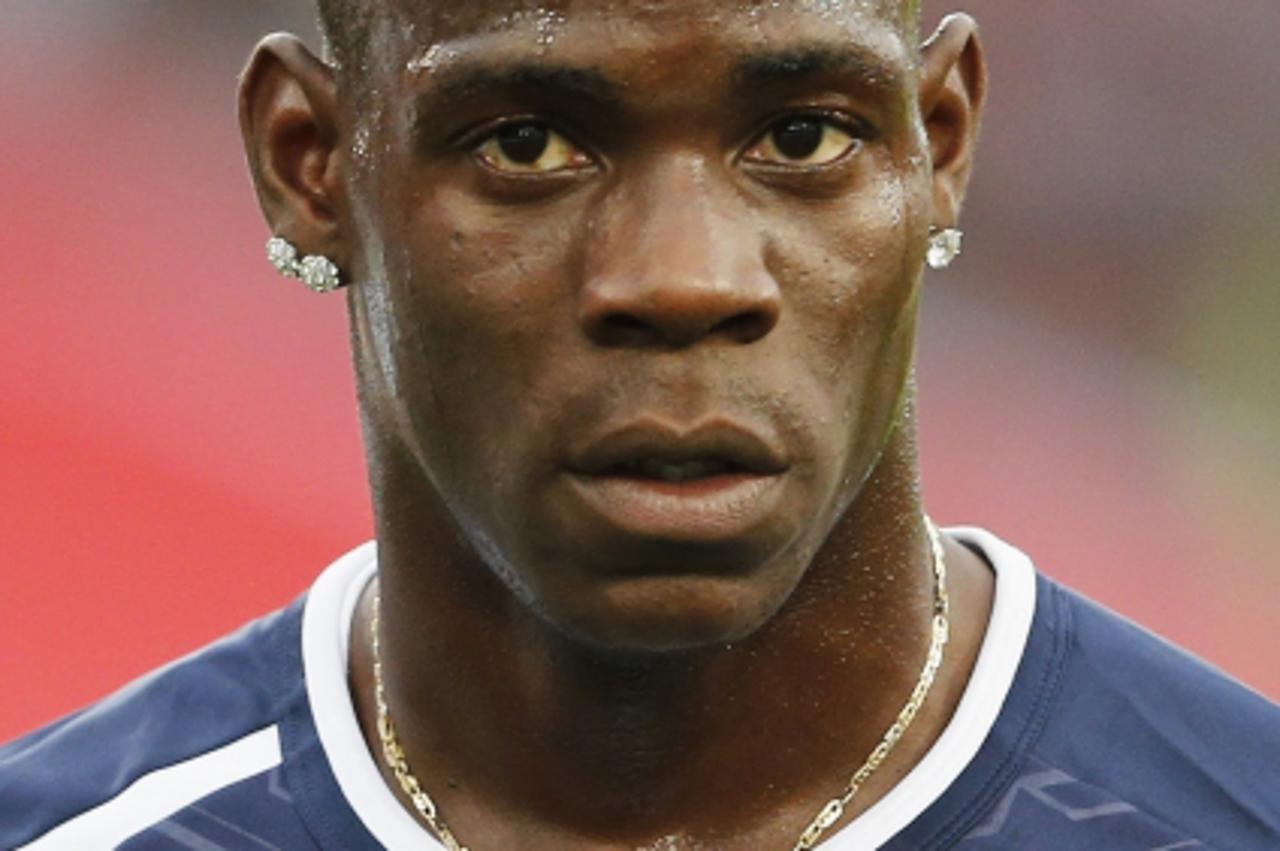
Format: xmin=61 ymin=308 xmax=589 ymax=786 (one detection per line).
xmin=475 ymin=121 xmax=593 ymax=174
xmin=743 ymin=115 xmax=862 ymax=167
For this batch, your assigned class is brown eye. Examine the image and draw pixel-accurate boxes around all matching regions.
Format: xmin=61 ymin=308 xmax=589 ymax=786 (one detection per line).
xmin=744 ymin=116 xmax=861 ymax=167
xmin=476 ymin=122 xmax=592 ymax=174
xmin=497 ymin=123 xmax=549 ymax=163
xmin=773 ymin=117 xmax=825 ymax=159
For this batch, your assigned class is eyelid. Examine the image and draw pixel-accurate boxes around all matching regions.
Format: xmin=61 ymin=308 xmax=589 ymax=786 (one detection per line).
xmin=739 ymin=108 xmax=877 ymax=163
xmin=457 ymin=116 xmax=592 ymax=157
xmin=775 ymin=108 xmax=874 ymax=136
xmin=456 ymin=116 xmax=600 ymax=183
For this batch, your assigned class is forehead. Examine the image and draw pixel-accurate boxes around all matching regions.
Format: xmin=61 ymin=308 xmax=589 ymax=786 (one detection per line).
xmin=373 ymin=0 xmax=914 ymax=81
xmin=389 ymin=0 xmax=908 ymax=30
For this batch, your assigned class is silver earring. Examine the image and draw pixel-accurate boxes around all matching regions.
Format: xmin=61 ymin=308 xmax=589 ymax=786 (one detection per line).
xmin=926 ymin=227 xmax=964 ymax=270
xmin=266 ymin=236 xmax=344 ymax=293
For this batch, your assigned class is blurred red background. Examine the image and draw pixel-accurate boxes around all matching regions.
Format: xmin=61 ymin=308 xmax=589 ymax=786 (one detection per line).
xmin=3 ymin=2 xmax=1278 ymax=741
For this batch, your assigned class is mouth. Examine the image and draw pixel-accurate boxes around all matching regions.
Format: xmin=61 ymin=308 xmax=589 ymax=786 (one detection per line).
xmin=567 ymin=419 xmax=789 ymax=480
xmin=562 ymin=419 xmax=790 ymax=542
xmin=605 ymin=456 xmax=749 ymax=484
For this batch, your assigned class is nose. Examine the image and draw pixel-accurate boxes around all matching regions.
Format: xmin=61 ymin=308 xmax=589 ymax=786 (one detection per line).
xmin=577 ymin=160 xmax=781 ymax=348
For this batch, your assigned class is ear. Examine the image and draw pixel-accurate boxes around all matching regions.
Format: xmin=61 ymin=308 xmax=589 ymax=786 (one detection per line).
xmin=917 ymin=13 xmax=986 ymax=229
xmin=238 ymin=34 xmax=347 ymax=264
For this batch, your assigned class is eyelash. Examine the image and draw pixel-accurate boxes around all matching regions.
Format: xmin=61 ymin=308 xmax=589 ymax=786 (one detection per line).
xmin=458 ymin=109 xmax=876 ymax=174
xmin=456 ymin=115 xmax=542 ymax=149
xmin=745 ymin=109 xmax=876 ymax=154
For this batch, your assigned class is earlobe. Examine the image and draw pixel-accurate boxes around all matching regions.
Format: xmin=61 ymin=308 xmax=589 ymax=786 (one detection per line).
xmin=918 ymin=14 xmax=986 ymax=230
xmin=238 ymin=34 xmax=346 ymax=264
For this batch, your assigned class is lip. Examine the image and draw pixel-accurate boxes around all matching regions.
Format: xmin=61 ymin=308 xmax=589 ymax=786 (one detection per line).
xmin=563 ymin=418 xmax=790 ymax=542
xmin=566 ymin=418 xmax=789 ymax=477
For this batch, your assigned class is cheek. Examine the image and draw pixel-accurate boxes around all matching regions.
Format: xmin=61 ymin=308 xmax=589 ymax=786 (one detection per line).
xmin=767 ymin=171 xmax=922 ymax=383
xmin=376 ymin=186 xmax=587 ymax=485
xmin=410 ymin=187 xmax=586 ymax=381
xmin=761 ymin=167 xmax=925 ymax=489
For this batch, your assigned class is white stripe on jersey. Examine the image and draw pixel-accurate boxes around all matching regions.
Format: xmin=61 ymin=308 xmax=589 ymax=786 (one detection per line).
xmin=20 ymin=725 xmax=282 ymax=850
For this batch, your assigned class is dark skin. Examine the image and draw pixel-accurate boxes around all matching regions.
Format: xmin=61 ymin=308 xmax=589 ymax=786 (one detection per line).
xmin=241 ymin=1 xmax=990 ymax=847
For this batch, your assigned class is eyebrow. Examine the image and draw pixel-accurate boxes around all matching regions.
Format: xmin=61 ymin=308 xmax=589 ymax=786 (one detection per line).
xmin=732 ymin=45 xmax=904 ymax=96
xmin=421 ymin=61 xmax=619 ymax=108
xmin=411 ymin=43 xmax=904 ymax=132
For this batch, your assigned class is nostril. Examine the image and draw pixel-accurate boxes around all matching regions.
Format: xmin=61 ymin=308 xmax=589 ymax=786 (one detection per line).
xmin=579 ymin=270 xmax=782 ymax=347
xmin=597 ymin=312 xmax=653 ymax=345
xmin=592 ymin=308 xmax=775 ymax=347
xmin=710 ymin=310 xmax=776 ymax=344
xmin=603 ymin=313 xmax=649 ymax=334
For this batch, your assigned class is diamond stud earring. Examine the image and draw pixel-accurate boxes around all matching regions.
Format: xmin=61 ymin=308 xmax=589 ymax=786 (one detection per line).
xmin=266 ymin=237 xmax=344 ymax=293
xmin=926 ymin=227 xmax=964 ymax=270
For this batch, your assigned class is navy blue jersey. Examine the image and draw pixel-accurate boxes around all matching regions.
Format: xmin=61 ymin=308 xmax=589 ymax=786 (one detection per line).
xmin=4 ymin=529 xmax=1278 ymax=850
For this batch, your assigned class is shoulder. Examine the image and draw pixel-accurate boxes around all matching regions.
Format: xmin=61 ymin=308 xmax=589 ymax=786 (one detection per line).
xmin=1007 ymin=576 xmax=1280 ymax=848
xmin=1054 ymin=577 xmax=1280 ymax=755
xmin=0 ymin=599 xmax=306 ymax=849
xmin=916 ymin=530 xmax=1280 ymax=851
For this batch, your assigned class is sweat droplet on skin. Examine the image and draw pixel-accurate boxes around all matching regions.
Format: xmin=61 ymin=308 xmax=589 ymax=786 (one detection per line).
xmin=406 ymin=42 xmax=455 ymax=74
xmin=351 ymin=124 xmax=372 ymax=163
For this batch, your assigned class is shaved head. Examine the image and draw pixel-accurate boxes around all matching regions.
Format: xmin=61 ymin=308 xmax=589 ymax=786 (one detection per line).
xmin=314 ymin=0 xmax=379 ymax=74
xmin=315 ymin=0 xmax=925 ymax=89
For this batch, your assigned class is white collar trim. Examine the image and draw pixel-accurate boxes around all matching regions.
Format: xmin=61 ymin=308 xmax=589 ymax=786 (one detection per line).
xmin=302 ymin=527 xmax=1038 ymax=850
xmin=818 ymin=526 xmax=1037 ymax=849
xmin=302 ymin=541 xmax=433 ymax=849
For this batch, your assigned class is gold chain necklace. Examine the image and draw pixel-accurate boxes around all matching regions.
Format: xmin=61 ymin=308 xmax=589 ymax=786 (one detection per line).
xmin=371 ymin=517 xmax=949 ymax=851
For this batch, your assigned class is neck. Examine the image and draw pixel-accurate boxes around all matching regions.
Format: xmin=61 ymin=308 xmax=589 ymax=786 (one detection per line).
xmin=350 ymin=419 xmax=993 ymax=849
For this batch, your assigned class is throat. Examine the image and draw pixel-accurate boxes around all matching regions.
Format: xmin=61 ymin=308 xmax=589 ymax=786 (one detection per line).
xmin=352 ymin=578 xmax=957 ymax=848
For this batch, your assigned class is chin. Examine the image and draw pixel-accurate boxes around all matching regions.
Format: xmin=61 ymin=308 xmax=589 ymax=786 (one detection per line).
xmin=541 ymin=572 xmax=792 ymax=655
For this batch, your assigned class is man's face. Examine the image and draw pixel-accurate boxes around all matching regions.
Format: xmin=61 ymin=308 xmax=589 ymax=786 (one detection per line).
xmin=347 ymin=0 xmax=933 ymax=651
